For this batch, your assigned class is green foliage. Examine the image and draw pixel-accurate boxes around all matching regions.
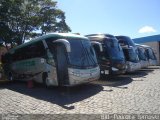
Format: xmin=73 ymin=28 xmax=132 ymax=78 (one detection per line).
xmin=0 ymin=62 xmax=6 ymax=80
xmin=0 ymin=62 xmax=2 ymax=72
xmin=0 ymin=0 xmax=71 ymax=46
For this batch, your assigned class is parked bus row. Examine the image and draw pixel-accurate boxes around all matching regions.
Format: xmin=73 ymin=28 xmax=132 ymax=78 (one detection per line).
xmin=1 ymin=33 xmax=158 ymax=87
xmin=86 ymin=34 xmax=157 ymax=75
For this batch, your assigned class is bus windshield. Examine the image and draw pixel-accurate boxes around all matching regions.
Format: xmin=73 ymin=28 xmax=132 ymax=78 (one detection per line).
xmin=68 ymin=39 xmax=98 ymax=68
xmin=104 ymin=38 xmax=125 ymax=61
xmin=137 ymin=48 xmax=147 ymax=61
xmin=123 ymin=48 xmax=139 ymax=62
xmin=46 ymin=38 xmax=98 ymax=68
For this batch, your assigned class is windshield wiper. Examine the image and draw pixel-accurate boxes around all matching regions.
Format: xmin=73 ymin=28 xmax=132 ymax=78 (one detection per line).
xmin=81 ymin=41 xmax=97 ymax=66
xmin=84 ymin=47 xmax=97 ymax=66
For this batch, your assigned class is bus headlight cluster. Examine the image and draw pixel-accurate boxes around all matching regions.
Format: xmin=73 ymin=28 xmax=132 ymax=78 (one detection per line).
xmin=111 ymin=67 xmax=119 ymax=71
xmin=73 ymin=73 xmax=80 ymax=77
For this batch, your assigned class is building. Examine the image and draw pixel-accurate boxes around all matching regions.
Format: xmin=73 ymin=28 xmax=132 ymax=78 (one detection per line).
xmin=133 ymin=34 xmax=160 ymax=65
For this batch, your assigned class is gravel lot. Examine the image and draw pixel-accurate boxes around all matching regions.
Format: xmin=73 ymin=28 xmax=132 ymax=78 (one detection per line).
xmin=0 ymin=66 xmax=160 ymax=120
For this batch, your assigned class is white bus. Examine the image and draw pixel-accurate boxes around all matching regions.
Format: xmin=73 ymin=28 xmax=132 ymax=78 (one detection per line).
xmin=122 ymin=46 xmax=141 ymax=72
xmin=140 ymin=45 xmax=158 ymax=66
xmin=135 ymin=44 xmax=149 ymax=68
xmin=2 ymin=33 xmax=100 ymax=86
xmin=116 ymin=36 xmax=141 ymax=72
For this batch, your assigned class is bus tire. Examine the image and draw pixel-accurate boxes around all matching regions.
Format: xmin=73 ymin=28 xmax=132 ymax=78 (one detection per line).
xmin=42 ymin=73 xmax=50 ymax=87
xmin=8 ymin=72 xmax=14 ymax=81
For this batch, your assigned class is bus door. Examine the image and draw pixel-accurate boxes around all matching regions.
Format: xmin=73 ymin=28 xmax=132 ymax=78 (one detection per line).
xmin=53 ymin=39 xmax=71 ymax=86
xmin=55 ymin=44 xmax=69 ymax=86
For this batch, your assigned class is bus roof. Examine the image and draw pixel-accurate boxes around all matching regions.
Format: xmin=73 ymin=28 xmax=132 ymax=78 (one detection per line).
xmin=85 ymin=33 xmax=116 ymax=41
xmin=116 ymin=35 xmax=135 ymax=47
xmin=86 ymin=33 xmax=115 ymax=38
xmin=8 ymin=33 xmax=88 ymax=53
xmin=135 ymin=44 xmax=146 ymax=49
xmin=135 ymin=44 xmax=155 ymax=51
xmin=135 ymin=44 xmax=151 ymax=48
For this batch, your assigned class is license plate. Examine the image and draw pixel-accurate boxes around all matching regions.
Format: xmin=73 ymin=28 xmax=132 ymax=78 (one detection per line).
xmin=105 ymin=70 xmax=109 ymax=74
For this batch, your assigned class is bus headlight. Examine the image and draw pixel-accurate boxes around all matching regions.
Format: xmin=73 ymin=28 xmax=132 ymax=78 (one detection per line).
xmin=111 ymin=67 xmax=119 ymax=71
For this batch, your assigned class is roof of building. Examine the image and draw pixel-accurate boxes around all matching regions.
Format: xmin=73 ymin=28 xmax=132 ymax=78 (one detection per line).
xmin=132 ymin=34 xmax=160 ymax=43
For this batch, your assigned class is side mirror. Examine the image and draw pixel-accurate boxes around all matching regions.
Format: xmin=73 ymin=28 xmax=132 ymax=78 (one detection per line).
xmin=122 ymin=45 xmax=131 ymax=49
xmin=118 ymin=41 xmax=130 ymax=48
xmin=46 ymin=49 xmax=55 ymax=66
xmin=91 ymin=41 xmax=103 ymax=52
xmin=53 ymin=39 xmax=71 ymax=52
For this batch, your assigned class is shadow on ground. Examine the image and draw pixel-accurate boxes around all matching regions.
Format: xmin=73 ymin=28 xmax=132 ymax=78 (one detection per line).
xmin=0 ymin=81 xmax=103 ymax=110
xmin=93 ymin=75 xmax=133 ymax=90
xmin=0 ymin=75 xmax=133 ymax=109
xmin=124 ymin=68 xmax=154 ymax=78
xmin=146 ymin=66 xmax=160 ymax=70
xmin=1 ymin=66 xmax=156 ymax=109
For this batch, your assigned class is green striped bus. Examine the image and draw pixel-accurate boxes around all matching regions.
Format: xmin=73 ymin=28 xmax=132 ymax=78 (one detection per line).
xmin=2 ymin=33 xmax=100 ymax=86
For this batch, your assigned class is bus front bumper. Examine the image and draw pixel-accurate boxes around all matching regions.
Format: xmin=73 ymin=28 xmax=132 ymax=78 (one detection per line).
xmin=67 ymin=66 xmax=100 ymax=86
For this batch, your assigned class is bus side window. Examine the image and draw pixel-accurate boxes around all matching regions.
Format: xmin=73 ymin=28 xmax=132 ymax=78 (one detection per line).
xmin=11 ymin=41 xmax=46 ymax=62
xmin=37 ymin=41 xmax=46 ymax=58
xmin=1 ymin=53 xmax=12 ymax=64
xmin=45 ymin=37 xmax=58 ymax=59
xmin=12 ymin=48 xmax=26 ymax=61
xmin=12 ymin=51 xmax=19 ymax=62
xmin=26 ymin=41 xmax=46 ymax=59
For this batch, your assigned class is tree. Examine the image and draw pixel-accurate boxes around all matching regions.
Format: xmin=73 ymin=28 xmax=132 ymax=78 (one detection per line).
xmin=0 ymin=22 xmax=15 ymax=49
xmin=0 ymin=0 xmax=71 ymax=46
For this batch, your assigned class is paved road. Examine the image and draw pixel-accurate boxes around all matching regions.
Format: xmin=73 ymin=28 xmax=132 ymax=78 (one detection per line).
xmin=0 ymin=66 xmax=160 ymax=120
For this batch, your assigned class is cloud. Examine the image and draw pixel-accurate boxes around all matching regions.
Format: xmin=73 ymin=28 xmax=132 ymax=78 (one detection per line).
xmin=138 ymin=26 xmax=156 ymax=33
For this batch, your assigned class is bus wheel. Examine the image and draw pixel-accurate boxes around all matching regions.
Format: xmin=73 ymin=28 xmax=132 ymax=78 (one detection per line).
xmin=8 ymin=72 xmax=14 ymax=81
xmin=42 ymin=73 xmax=50 ymax=87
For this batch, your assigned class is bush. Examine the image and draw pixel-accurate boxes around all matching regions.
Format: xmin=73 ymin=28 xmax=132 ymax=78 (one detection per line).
xmin=0 ymin=62 xmax=6 ymax=80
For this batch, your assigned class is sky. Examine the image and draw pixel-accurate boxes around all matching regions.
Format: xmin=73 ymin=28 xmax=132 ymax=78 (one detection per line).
xmin=57 ymin=0 xmax=160 ymax=39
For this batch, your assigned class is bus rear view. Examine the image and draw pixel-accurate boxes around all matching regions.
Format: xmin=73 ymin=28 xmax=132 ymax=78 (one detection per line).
xmin=86 ymin=34 xmax=126 ymax=77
